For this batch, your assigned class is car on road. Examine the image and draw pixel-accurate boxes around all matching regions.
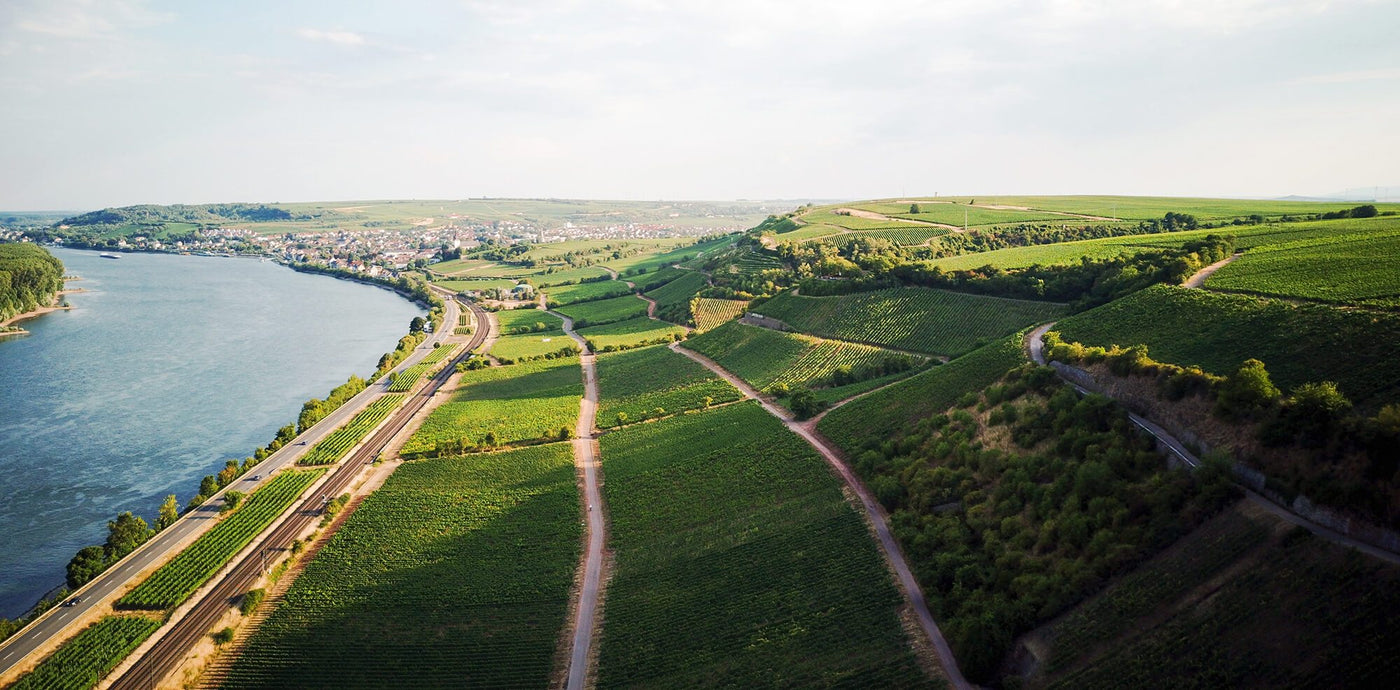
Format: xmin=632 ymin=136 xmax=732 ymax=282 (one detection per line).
xmin=62 ymin=596 xmax=81 ymax=607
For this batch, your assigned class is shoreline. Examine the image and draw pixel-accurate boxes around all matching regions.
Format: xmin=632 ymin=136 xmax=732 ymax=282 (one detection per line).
xmin=0 ymin=282 xmax=86 ymax=333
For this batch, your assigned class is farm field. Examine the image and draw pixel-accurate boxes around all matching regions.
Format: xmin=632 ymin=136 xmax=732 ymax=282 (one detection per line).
xmin=576 ymin=315 xmax=685 ymax=352
xmin=959 ymin=195 xmax=1400 ymax=221
xmin=601 ymin=234 xmax=736 ymax=274
xmin=685 ymin=322 xmax=918 ymax=396
xmin=118 ymin=470 xmax=325 ymax=610
xmin=778 ymin=223 xmax=845 ymax=242
xmin=401 ymin=356 xmax=582 ymax=455
xmin=691 ymin=297 xmax=747 ymax=331
xmin=432 ymin=278 xmax=518 ymax=293
xmin=1052 ymin=285 xmax=1400 ymax=409
xmin=797 ymin=209 xmax=915 ymax=230
xmin=554 ymin=294 xmax=647 ymax=327
xmin=596 ymin=402 xmax=935 ymax=687
xmin=386 ymin=364 xmax=429 ymax=392
xmin=1040 ymin=503 xmax=1400 ymax=688
xmin=818 ymin=332 xmax=1024 ymax=454
xmin=848 ymin=226 xmax=951 ymax=245
xmin=881 ymin=204 xmax=1067 ymax=227
xmin=9 ymin=616 xmax=162 ymax=690
xmin=541 ymin=279 xmax=631 ymax=305
xmin=594 ymin=345 xmax=741 ymax=428
xmin=643 ymin=270 xmax=707 ymax=323
xmin=1205 ymin=224 xmax=1400 ymax=306
xmin=298 ymin=395 xmax=405 ymax=466
xmin=221 ymin=444 xmax=581 ymax=689
xmin=624 ymin=266 xmax=685 ymax=291
xmin=529 ymin=265 xmax=613 ymax=287
xmin=758 ymin=287 xmax=1064 ymax=356
xmin=489 ymin=308 xmax=575 ymax=361
xmin=494 ymin=307 xmax=562 ymax=335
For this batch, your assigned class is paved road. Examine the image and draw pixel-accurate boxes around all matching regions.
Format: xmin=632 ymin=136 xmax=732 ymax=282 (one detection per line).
xmin=552 ymin=310 xmax=608 ymax=690
xmin=107 ymin=297 xmax=487 ymax=689
xmin=669 ymin=343 xmax=972 ymax=690
xmin=1025 ymin=322 xmax=1400 ymax=566
xmin=0 ymin=295 xmax=461 ymax=681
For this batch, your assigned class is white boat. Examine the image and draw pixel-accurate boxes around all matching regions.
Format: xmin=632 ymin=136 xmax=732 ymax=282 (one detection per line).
xmin=99 ymin=253 xmax=121 ymax=259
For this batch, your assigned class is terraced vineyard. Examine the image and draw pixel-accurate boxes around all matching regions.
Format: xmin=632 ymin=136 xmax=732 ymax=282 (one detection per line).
xmin=222 ymin=444 xmax=581 ymax=689
xmin=731 ymin=250 xmax=784 ymax=273
xmin=818 ymin=332 xmax=1024 ymax=453
xmin=9 ymin=616 xmax=163 ymax=690
xmin=117 ymin=470 xmax=325 ymax=610
xmin=643 ymin=271 xmax=707 ymax=323
xmin=554 ymin=294 xmax=647 ymax=327
xmin=402 ymin=357 xmax=582 ymax=455
xmin=1053 ymin=285 xmax=1400 ymax=409
xmin=759 ymin=286 xmax=1063 ymax=356
xmin=543 ymin=279 xmax=631 ymax=305
xmin=297 ymin=395 xmax=405 ymax=466
xmin=1205 ymin=223 xmax=1400 ymax=307
xmin=596 ymin=402 xmax=934 ymax=687
xmin=595 ymin=345 xmax=742 ymax=428
xmin=690 ymin=297 xmax=747 ymax=331
xmin=576 ymin=315 xmax=686 ymax=352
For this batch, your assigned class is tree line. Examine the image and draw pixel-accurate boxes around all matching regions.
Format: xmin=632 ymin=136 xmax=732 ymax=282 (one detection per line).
xmin=0 ymin=242 xmax=64 ymax=322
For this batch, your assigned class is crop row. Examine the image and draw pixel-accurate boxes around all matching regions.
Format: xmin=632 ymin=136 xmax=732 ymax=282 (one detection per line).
xmin=768 ymin=339 xmax=901 ymax=391
xmin=758 ymin=286 xmax=1063 ymax=356
xmin=595 ymin=344 xmax=742 ymax=428
xmin=595 ymin=402 xmax=934 ymax=687
xmin=9 ymin=616 xmax=162 ymax=690
xmin=848 ymin=226 xmax=950 ymax=245
xmin=386 ymin=364 xmax=430 ymax=392
xmin=542 ymin=279 xmax=631 ymax=305
xmin=690 ymin=297 xmax=747 ymax=331
xmin=297 ymin=395 xmax=405 ymax=466
xmin=576 ymin=315 xmax=686 ymax=352
xmin=553 ymin=294 xmax=647 ymax=328
xmin=626 ymin=266 xmax=685 ymax=291
xmin=418 ymin=342 xmax=460 ymax=366
xmin=117 ymin=470 xmax=324 ymax=610
xmin=643 ymin=271 xmax=707 ymax=323
xmin=402 ymin=357 xmax=581 ymax=455
xmin=1206 ymin=222 xmax=1400 ymax=305
xmin=222 ymin=444 xmax=581 ymax=689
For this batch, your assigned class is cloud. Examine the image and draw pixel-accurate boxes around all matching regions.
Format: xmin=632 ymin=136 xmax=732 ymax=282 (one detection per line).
xmin=296 ymin=28 xmax=366 ymax=46
xmin=2 ymin=0 xmax=170 ymax=40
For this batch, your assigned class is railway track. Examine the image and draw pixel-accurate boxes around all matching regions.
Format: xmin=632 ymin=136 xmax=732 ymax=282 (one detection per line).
xmin=110 ymin=297 xmax=488 ymax=690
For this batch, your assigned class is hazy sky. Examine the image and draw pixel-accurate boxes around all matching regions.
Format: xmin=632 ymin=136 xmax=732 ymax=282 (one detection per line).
xmin=2 ymin=0 xmax=1397 ymax=210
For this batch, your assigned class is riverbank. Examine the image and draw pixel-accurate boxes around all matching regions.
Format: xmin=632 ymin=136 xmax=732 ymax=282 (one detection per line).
xmin=0 ymin=284 xmax=87 ymax=335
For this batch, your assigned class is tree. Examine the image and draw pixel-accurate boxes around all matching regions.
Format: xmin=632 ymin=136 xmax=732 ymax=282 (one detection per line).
xmin=105 ymin=512 xmax=152 ymax=556
xmin=909 ymin=203 xmax=922 ymax=214
xmin=157 ymin=494 xmax=179 ymax=530
xmin=222 ymin=490 xmax=246 ymax=514
xmin=1283 ymin=381 xmax=1353 ymax=446
xmin=65 ymin=546 xmax=108 ymax=589
xmin=410 ymin=316 xmax=427 ymax=333
xmin=1214 ymin=359 xmax=1280 ymax=421
xmin=789 ymin=388 xmax=822 ymax=420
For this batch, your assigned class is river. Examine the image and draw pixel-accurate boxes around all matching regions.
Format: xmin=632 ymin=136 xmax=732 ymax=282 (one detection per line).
xmin=0 ymin=248 xmax=423 ymax=618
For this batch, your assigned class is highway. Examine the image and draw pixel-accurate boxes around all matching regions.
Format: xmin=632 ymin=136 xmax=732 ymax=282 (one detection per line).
xmin=108 ymin=294 xmax=486 ymax=689
xmin=0 ymin=293 xmax=468 ymax=683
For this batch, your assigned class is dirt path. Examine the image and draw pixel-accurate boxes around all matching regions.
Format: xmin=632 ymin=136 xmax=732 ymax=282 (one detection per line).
xmin=1183 ymin=252 xmax=1242 ymax=289
xmin=555 ymin=313 xmax=609 ymax=690
xmin=1025 ymin=323 xmax=1400 ymax=566
xmin=669 ymin=343 xmax=971 ymax=690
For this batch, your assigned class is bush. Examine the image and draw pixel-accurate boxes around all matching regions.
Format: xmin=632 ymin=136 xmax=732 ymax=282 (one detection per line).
xmin=212 ymin=626 xmax=235 ymax=645
xmin=1214 ymin=359 xmax=1280 ymax=421
xmin=241 ymin=588 xmax=266 ymax=616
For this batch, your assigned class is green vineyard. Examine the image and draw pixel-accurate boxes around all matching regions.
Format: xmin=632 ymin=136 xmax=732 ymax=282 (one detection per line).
xmin=297 ymin=395 xmax=405 ymax=466
xmin=117 ymin=470 xmax=324 ymax=610
xmin=682 ymin=322 xmax=912 ymax=394
xmin=386 ymin=364 xmax=429 ymax=393
xmin=9 ymin=616 xmax=163 ymax=690
xmin=595 ymin=345 xmax=742 ymax=428
xmin=690 ymin=297 xmax=746 ymax=331
xmin=554 ymin=294 xmax=647 ymax=327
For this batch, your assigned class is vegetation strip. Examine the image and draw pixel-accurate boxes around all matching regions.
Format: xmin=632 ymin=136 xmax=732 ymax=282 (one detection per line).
xmin=8 ymin=616 xmax=162 ymax=690
xmin=296 ymin=395 xmax=405 ymax=465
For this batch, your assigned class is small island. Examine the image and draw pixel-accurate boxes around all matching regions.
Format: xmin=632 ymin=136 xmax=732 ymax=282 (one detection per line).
xmin=0 ymin=242 xmax=68 ymax=337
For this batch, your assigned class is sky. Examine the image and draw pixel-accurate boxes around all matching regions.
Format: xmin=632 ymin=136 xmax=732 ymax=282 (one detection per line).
xmin=1 ymin=0 xmax=1397 ymax=210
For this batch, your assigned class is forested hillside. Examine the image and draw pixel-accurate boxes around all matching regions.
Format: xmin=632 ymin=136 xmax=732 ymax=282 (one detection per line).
xmin=0 ymin=242 xmax=64 ymax=322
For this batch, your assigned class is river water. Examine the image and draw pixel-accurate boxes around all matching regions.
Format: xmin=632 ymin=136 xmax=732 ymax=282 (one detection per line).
xmin=0 ymin=248 xmax=423 ymax=618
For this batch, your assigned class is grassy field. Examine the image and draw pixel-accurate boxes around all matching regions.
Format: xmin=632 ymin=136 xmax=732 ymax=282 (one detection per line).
xmin=1052 ymin=285 xmax=1400 ymax=409
xmin=10 ymin=616 xmax=163 ymax=690
xmin=489 ymin=309 xmax=574 ymax=361
xmin=797 ymin=209 xmax=914 ymax=230
xmin=298 ymin=396 xmax=404 ymax=466
xmin=883 ymin=205 xmax=1067 ymax=227
xmin=778 ymin=223 xmax=846 ymax=242
xmin=602 ymin=234 xmax=737 ymax=274
xmin=431 ymin=277 xmax=518 ymax=293
xmin=530 ymin=265 xmax=614 ymax=288
xmin=625 ymin=266 xmax=685 ymax=291
xmin=222 ymin=444 xmax=580 ymax=689
xmin=595 ymin=344 xmax=742 ymax=428
xmin=1041 ymin=504 xmax=1400 ymax=688
xmin=1205 ymin=223 xmax=1400 ymax=307
xmin=402 ymin=357 xmax=582 ymax=455
xmin=576 ymin=315 xmax=686 ymax=352
xmin=691 ymin=297 xmax=748 ymax=331
xmin=554 ymin=294 xmax=647 ymax=327
xmin=849 ymin=226 xmax=951 ymax=245
xmin=540 ymin=279 xmax=631 ymax=305
xmin=817 ymin=332 xmax=1025 ymax=454
xmin=644 ymin=270 xmax=708 ymax=323
xmin=683 ymin=322 xmax=910 ymax=394
xmin=596 ymin=402 xmax=936 ymax=687
xmin=758 ymin=287 xmax=1063 ymax=356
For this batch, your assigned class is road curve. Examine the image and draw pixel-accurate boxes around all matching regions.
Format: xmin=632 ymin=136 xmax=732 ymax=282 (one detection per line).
xmin=0 ymin=297 xmax=461 ymax=682
xmin=552 ymin=310 xmax=608 ymax=690
xmin=103 ymin=298 xmax=488 ymax=690
xmin=668 ymin=343 xmax=971 ymax=690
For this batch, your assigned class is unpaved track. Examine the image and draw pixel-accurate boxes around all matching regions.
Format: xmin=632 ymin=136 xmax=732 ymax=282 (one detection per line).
xmin=669 ymin=343 xmax=971 ymax=690
xmin=554 ymin=312 xmax=607 ymax=690
xmin=1025 ymin=323 xmax=1400 ymax=566
xmin=1183 ymin=252 xmax=1242 ymax=288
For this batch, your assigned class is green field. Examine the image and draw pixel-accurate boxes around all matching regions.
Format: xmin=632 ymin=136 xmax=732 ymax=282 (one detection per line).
xmin=118 ymin=470 xmax=324 ymax=610
xmin=595 ymin=345 xmax=742 ymax=428
xmin=576 ymin=315 xmax=686 ymax=352
xmin=432 ymin=278 xmax=518 ymax=293
xmin=683 ymin=322 xmax=910 ymax=394
xmin=602 ymin=235 xmax=737 ymax=274
xmin=778 ymin=223 xmax=846 ymax=242
xmin=298 ymin=395 xmax=404 ymax=466
xmin=554 ymin=294 xmax=647 ymax=327
xmin=222 ymin=444 xmax=581 ymax=689
xmin=596 ymin=402 xmax=935 ymax=687
xmin=1205 ymin=224 xmax=1400 ymax=307
xmin=489 ymin=308 xmax=575 ymax=361
xmin=691 ymin=297 xmax=747 ymax=331
xmin=643 ymin=270 xmax=708 ymax=323
xmin=818 ymin=332 xmax=1025 ymax=454
xmin=1052 ymin=285 xmax=1400 ymax=409
xmin=849 ymin=226 xmax=951 ymax=245
xmin=10 ymin=616 xmax=163 ymax=690
xmin=879 ymin=204 xmax=1067 ymax=227
xmin=386 ymin=364 xmax=430 ymax=393
xmin=797 ymin=209 xmax=913 ymax=230
xmin=402 ymin=357 xmax=582 ymax=455
xmin=541 ymin=279 xmax=631 ymax=305
xmin=529 ymin=265 xmax=613 ymax=287
xmin=758 ymin=287 xmax=1064 ymax=356
xmin=625 ymin=266 xmax=685 ymax=291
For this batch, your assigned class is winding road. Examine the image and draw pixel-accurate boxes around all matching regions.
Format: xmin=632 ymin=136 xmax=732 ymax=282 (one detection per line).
xmin=668 ymin=343 xmax=971 ymax=690
xmin=0 ymin=297 xmax=467 ymax=685
xmin=552 ymin=310 xmax=608 ymax=690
